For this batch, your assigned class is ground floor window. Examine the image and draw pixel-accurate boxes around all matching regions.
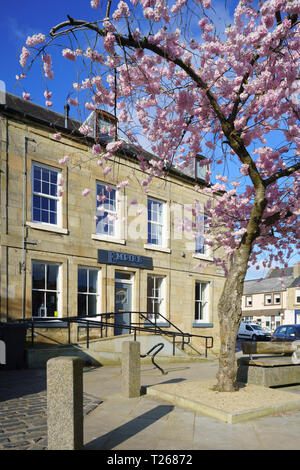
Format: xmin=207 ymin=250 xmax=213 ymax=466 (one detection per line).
xmin=147 ymin=275 xmax=165 ymax=322
xmin=78 ymin=267 xmax=100 ymax=317
xmin=32 ymin=262 xmax=61 ymax=317
xmin=194 ymin=281 xmax=209 ymax=322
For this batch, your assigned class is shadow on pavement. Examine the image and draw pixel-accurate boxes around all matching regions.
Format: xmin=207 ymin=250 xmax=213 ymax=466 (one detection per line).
xmin=85 ymin=404 xmax=174 ymax=450
xmin=0 ymin=369 xmax=46 ymax=401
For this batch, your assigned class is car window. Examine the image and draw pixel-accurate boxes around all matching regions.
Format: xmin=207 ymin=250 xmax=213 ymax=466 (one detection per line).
xmin=286 ymin=326 xmax=295 ymax=336
xmin=252 ymin=325 xmax=262 ymax=330
xmin=274 ymin=326 xmax=286 ymax=335
xmin=246 ymin=325 xmax=253 ymax=331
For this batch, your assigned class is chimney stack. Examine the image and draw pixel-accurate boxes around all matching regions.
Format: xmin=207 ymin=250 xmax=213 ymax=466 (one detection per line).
xmin=293 ymin=262 xmax=300 ymax=279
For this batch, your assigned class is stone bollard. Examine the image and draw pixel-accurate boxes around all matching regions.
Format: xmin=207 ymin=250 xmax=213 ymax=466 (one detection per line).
xmin=47 ymin=356 xmax=83 ymax=450
xmin=122 ymin=341 xmax=141 ymax=398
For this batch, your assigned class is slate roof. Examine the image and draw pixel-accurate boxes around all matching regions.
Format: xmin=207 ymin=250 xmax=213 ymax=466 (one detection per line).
xmin=243 ymin=274 xmax=294 ymax=294
xmin=0 ymin=92 xmax=210 ymax=188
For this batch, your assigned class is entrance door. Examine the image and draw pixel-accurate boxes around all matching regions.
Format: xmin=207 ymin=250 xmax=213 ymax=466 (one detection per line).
xmin=114 ymin=282 xmax=132 ymax=335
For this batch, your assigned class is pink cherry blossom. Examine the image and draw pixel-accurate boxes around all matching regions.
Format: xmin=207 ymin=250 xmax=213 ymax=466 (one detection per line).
xmin=19 ymin=47 xmax=30 ymax=68
xmin=82 ymin=188 xmax=91 ymax=197
xmin=26 ymin=33 xmax=46 ymax=47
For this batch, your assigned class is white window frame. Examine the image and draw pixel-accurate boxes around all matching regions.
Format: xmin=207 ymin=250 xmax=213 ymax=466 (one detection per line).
xmin=273 ymin=293 xmax=281 ymax=305
xmin=32 ymin=261 xmax=62 ymax=318
xmin=246 ymin=295 xmax=253 ymax=307
xmin=95 ymin=182 xmax=120 ymax=240
xmin=77 ymin=267 xmax=101 ymax=319
xmin=147 ymin=275 xmax=166 ymax=322
xmin=147 ymin=197 xmax=165 ymax=247
xmin=265 ymin=294 xmax=272 ymax=305
xmin=31 ymin=162 xmax=62 ymax=228
xmin=296 ymin=289 xmax=300 ymax=304
xmin=194 ymin=281 xmax=209 ymax=323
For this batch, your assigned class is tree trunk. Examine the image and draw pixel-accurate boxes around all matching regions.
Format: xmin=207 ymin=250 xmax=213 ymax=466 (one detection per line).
xmin=215 ymin=245 xmax=250 ymax=392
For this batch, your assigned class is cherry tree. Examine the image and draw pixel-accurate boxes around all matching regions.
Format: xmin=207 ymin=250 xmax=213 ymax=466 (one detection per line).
xmin=17 ymin=0 xmax=300 ymax=392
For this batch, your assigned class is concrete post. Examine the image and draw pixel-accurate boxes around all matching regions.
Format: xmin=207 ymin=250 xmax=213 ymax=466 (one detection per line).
xmin=47 ymin=356 xmax=83 ymax=450
xmin=122 ymin=341 xmax=141 ymax=398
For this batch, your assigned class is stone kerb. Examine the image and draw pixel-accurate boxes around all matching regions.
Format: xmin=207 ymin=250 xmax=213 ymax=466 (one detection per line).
xmin=47 ymin=356 xmax=83 ymax=450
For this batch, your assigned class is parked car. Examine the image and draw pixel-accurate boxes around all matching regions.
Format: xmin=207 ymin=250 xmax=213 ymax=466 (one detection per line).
xmin=237 ymin=322 xmax=272 ymax=341
xmin=271 ymin=324 xmax=300 ymax=342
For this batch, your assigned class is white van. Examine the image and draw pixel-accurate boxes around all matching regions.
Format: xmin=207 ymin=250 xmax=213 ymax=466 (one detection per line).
xmin=237 ymin=322 xmax=271 ymax=341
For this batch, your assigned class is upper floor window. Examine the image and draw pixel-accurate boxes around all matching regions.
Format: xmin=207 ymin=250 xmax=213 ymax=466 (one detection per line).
xmin=245 ymin=295 xmax=253 ymax=307
xmin=195 ymin=213 xmax=209 ymax=255
xmin=96 ymin=183 xmax=117 ymax=237
xmin=265 ymin=294 xmax=272 ymax=305
xmin=296 ymin=290 xmax=300 ymax=304
xmin=195 ymin=155 xmax=208 ymax=181
xmin=273 ymin=293 xmax=281 ymax=305
xmin=147 ymin=197 xmax=164 ymax=246
xmin=32 ymin=163 xmax=61 ymax=226
xmin=96 ymin=110 xmax=117 ymax=143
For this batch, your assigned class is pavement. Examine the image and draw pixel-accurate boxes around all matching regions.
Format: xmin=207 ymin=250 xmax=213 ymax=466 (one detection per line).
xmin=1 ymin=355 xmax=300 ymax=451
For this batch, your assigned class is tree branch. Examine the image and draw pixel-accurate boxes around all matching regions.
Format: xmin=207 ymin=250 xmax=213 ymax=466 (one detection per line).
xmin=263 ymin=161 xmax=300 ymax=187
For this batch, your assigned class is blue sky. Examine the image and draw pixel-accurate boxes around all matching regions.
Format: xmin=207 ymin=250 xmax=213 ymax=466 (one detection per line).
xmin=1 ymin=0 xmax=299 ymax=279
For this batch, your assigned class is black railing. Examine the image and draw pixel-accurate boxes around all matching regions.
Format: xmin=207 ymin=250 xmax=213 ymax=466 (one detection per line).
xmin=15 ymin=312 xmax=214 ymax=358
xmin=140 ymin=343 xmax=167 ymax=375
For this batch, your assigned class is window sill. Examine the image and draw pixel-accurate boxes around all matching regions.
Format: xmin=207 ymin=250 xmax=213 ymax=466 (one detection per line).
xmin=192 ymin=253 xmax=213 ymax=261
xmin=192 ymin=322 xmax=213 ymax=328
xmin=27 ymin=222 xmax=69 ymax=235
xmin=92 ymin=234 xmax=126 ymax=245
xmin=144 ymin=244 xmax=171 ymax=254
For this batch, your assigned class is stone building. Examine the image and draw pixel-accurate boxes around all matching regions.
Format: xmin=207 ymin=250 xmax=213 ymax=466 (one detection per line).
xmin=242 ymin=263 xmax=300 ymax=331
xmin=0 ymin=92 xmax=226 ymax=353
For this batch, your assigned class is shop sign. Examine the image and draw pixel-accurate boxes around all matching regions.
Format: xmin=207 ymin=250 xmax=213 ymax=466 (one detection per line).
xmin=98 ymin=249 xmax=153 ymax=269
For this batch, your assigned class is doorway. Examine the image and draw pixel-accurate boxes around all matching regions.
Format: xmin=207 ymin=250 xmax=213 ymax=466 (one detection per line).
xmin=114 ymin=271 xmax=133 ymax=335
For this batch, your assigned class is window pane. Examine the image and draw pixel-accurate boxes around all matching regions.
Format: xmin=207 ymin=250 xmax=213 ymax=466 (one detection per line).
xmin=42 ymin=209 xmax=49 ymax=223
xmin=32 ymin=263 xmax=45 ymax=290
xmin=89 ymin=270 xmax=98 ymax=294
xmin=78 ymin=268 xmax=87 ymax=293
xmin=78 ymin=294 xmax=87 ymax=317
xmin=33 ymin=179 xmax=41 ymax=193
xmin=147 ymin=276 xmax=155 ymax=298
xmin=34 ymin=166 xmax=41 ymax=180
xmin=50 ymin=171 xmax=57 ymax=184
xmin=47 ymin=264 xmax=58 ymax=290
xmin=42 ymin=181 xmax=50 ymax=195
xmin=46 ymin=292 xmax=57 ymax=317
xmin=32 ymin=291 xmax=45 ymax=317
xmin=88 ymin=295 xmax=97 ymax=316
xmin=50 ymin=211 xmax=57 ymax=225
xmin=33 ymin=195 xmax=41 ymax=209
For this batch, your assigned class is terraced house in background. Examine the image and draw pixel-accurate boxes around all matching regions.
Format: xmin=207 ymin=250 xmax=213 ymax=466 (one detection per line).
xmin=242 ymin=263 xmax=300 ymax=331
xmin=0 ymin=92 xmax=226 ymax=354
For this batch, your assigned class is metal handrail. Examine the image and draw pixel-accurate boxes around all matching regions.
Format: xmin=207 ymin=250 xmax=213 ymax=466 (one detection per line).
xmin=14 ymin=312 xmax=214 ymax=358
xmin=140 ymin=343 xmax=167 ymax=375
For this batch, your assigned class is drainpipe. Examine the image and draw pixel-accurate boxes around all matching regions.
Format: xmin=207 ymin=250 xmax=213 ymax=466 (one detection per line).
xmin=22 ymin=136 xmax=36 ymax=319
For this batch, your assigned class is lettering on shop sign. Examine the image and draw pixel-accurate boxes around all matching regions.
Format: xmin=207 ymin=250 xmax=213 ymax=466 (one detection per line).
xmin=97 ymin=249 xmax=153 ymax=270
